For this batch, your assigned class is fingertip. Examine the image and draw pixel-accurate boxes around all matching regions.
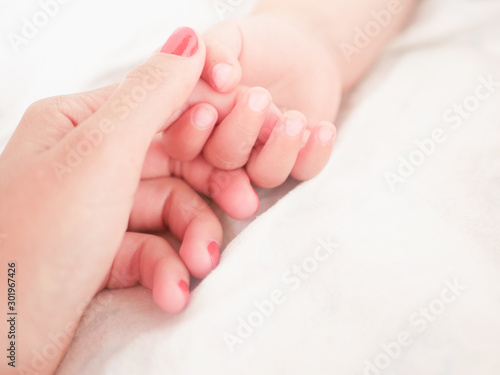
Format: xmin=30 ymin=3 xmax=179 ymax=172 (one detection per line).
xmin=226 ymin=184 xmax=260 ymax=220
xmin=160 ymin=27 xmax=199 ymax=57
xmin=207 ymin=60 xmax=241 ymax=92
xmin=210 ymin=169 xmax=260 ymax=219
xmin=192 ymin=103 xmax=218 ymax=130
xmin=291 ymin=121 xmax=336 ymax=181
xmin=317 ymin=121 xmax=337 ymax=146
xmin=247 ymin=87 xmax=272 ymax=113
xmin=282 ymin=111 xmax=307 ymax=136
xmin=179 ymin=244 xmax=214 ymax=280
xmin=203 ymin=36 xmax=242 ymax=92
xmin=152 ymin=259 xmax=190 ymax=314
xmin=161 ymin=103 xmax=217 ymax=161
xmin=179 ymin=218 xmax=223 ymax=279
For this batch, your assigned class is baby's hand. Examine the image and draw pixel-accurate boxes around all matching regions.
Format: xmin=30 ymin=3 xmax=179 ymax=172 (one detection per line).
xmin=161 ymin=79 xmax=336 ymax=190
xmin=196 ymin=14 xmax=341 ymax=182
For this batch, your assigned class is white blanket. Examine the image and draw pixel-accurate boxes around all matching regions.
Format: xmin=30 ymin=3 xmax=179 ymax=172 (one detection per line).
xmin=1 ymin=0 xmax=500 ymax=374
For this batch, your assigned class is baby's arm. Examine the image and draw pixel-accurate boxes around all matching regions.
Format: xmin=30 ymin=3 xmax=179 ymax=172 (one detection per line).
xmin=252 ymin=0 xmax=420 ymax=92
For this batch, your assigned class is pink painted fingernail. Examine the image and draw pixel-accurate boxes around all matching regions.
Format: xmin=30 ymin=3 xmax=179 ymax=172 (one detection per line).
xmin=212 ymin=63 xmax=233 ymax=90
xmin=285 ymin=117 xmax=305 ymax=137
xmin=248 ymin=89 xmax=271 ymax=113
xmin=318 ymin=123 xmax=336 ymax=144
xmin=161 ymin=27 xmax=199 ymax=57
xmin=208 ymin=241 xmax=220 ymax=269
xmin=178 ymin=280 xmax=189 ymax=301
xmin=193 ymin=106 xmax=217 ymax=129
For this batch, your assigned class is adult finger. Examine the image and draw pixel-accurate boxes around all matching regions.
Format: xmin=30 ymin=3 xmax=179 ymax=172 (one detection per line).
xmin=102 ymin=232 xmax=190 ymax=314
xmin=128 ymin=177 xmax=223 ymax=279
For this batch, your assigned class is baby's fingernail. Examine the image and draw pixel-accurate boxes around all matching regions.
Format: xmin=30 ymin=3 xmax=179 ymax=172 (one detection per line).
xmin=193 ymin=106 xmax=217 ymax=129
xmin=285 ymin=116 xmax=305 ymax=137
xmin=208 ymin=241 xmax=220 ymax=269
xmin=248 ymin=89 xmax=271 ymax=113
xmin=161 ymin=27 xmax=199 ymax=57
xmin=212 ymin=63 xmax=233 ymax=90
xmin=178 ymin=280 xmax=190 ymax=301
xmin=318 ymin=123 xmax=336 ymax=145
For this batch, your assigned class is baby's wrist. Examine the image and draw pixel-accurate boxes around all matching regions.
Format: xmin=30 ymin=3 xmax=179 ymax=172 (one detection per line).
xmin=248 ymin=9 xmax=347 ymax=91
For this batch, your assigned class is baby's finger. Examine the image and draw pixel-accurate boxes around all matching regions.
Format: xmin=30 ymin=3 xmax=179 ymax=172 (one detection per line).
xmin=129 ymin=177 xmax=223 ymax=279
xmin=140 ymin=142 xmax=259 ymax=220
xmin=204 ymin=87 xmax=272 ymax=170
xmin=179 ymin=155 xmax=259 ymax=220
xmin=246 ymin=111 xmax=306 ymax=188
xmin=161 ymin=103 xmax=218 ymax=161
xmin=291 ymin=122 xmax=336 ymax=181
xmin=103 ymin=232 xmax=190 ymax=314
xmin=202 ymin=21 xmax=243 ymax=92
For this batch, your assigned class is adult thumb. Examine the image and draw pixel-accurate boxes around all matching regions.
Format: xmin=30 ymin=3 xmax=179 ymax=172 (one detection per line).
xmin=54 ymin=27 xmax=205 ymax=173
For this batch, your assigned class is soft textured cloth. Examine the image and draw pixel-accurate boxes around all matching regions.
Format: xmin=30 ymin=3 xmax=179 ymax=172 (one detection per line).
xmin=1 ymin=0 xmax=499 ymax=374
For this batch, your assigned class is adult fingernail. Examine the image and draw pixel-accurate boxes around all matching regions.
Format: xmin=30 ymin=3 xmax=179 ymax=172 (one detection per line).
xmin=212 ymin=63 xmax=233 ymax=90
xmin=318 ymin=123 xmax=336 ymax=145
xmin=161 ymin=27 xmax=199 ymax=57
xmin=178 ymin=280 xmax=190 ymax=301
xmin=208 ymin=241 xmax=220 ymax=269
xmin=248 ymin=89 xmax=271 ymax=113
xmin=285 ymin=116 xmax=305 ymax=137
xmin=193 ymin=106 xmax=217 ymax=129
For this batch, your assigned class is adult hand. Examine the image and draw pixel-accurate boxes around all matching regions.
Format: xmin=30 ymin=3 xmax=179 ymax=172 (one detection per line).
xmin=0 ymin=27 xmax=228 ymax=375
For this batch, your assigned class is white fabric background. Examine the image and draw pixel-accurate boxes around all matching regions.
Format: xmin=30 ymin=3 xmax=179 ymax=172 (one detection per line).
xmin=1 ymin=0 xmax=500 ymax=374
